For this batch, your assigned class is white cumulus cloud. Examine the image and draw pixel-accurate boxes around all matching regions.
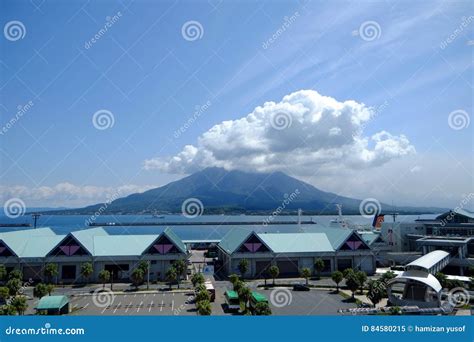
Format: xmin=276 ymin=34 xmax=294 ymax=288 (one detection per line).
xmin=144 ymin=90 xmax=415 ymax=175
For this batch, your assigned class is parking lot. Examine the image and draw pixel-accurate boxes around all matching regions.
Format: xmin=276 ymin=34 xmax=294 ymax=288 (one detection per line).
xmin=259 ymin=288 xmax=356 ymax=315
xmin=69 ymin=291 xmax=225 ymax=316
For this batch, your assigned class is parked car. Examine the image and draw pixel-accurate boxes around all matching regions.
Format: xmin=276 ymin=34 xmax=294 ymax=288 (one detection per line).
xmin=293 ymin=284 xmax=310 ymax=291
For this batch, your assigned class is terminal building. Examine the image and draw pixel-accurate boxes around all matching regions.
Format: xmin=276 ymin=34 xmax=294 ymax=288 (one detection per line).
xmin=217 ymin=226 xmax=376 ymax=277
xmin=379 ymin=208 xmax=474 ymax=275
xmin=0 ymin=227 xmax=189 ymax=283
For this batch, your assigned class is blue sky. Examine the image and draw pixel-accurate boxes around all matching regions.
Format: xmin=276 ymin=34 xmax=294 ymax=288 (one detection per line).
xmin=0 ymin=0 xmax=472 ymax=209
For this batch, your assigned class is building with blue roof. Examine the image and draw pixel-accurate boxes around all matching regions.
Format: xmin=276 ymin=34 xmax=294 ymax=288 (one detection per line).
xmin=217 ymin=227 xmax=375 ymax=278
xmin=0 ymin=227 xmax=189 ymax=283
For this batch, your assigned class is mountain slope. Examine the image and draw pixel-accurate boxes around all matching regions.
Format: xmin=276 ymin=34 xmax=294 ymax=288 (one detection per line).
xmin=51 ymin=167 xmax=447 ymax=215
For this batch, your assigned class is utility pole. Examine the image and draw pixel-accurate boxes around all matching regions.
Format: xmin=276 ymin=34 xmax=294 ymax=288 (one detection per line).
xmin=31 ymin=213 xmax=41 ymax=228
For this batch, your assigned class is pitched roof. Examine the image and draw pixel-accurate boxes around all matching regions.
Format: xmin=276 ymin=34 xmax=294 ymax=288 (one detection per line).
xmin=218 ymin=228 xmax=252 ymax=254
xmin=0 ymin=227 xmax=186 ymax=258
xmin=258 ymin=233 xmax=333 ymax=253
xmin=93 ymin=235 xmax=157 ymax=256
xmin=36 ymin=295 xmax=69 ymax=310
xmin=0 ymin=228 xmax=63 ymax=258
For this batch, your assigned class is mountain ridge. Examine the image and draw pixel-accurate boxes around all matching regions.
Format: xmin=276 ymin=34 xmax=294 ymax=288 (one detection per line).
xmin=46 ymin=167 xmax=447 ymax=215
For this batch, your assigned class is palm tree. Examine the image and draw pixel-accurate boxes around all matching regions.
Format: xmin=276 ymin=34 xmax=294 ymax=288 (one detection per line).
xmin=80 ymin=263 xmax=93 ymax=284
xmin=196 ymin=300 xmax=212 ymax=315
xmin=138 ymin=261 xmax=150 ymax=289
xmin=268 ymin=265 xmax=279 ymax=286
xmin=229 ymin=274 xmax=239 ymax=286
xmin=10 ymin=296 xmax=27 ymax=315
xmin=238 ymin=259 xmax=249 ymax=279
xmin=331 ymin=271 xmax=343 ymax=292
xmin=356 ymin=271 xmax=367 ymax=294
xmin=314 ymin=258 xmax=325 ymax=279
xmin=238 ymin=286 xmax=251 ymax=313
xmin=165 ymin=267 xmax=177 ymax=290
xmin=345 ymin=272 xmax=360 ymax=299
xmin=33 ymin=283 xmax=49 ymax=298
xmin=254 ymin=302 xmax=272 ymax=315
xmin=98 ymin=270 xmax=111 ymax=289
xmin=44 ymin=263 xmax=58 ymax=284
xmin=191 ymin=273 xmax=204 ymax=287
xmin=131 ymin=268 xmax=145 ymax=290
xmin=300 ymin=268 xmax=311 ymax=285
xmin=6 ymin=278 xmax=21 ymax=296
xmin=8 ymin=269 xmax=22 ymax=281
xmin=173 ymin=260 xmax=186 ymax=289
xmin=0 ymin=265 xmax=7 ymax=282
xmin=366 ymin=280 xmax=384 ymax=308
xmin=0 ymin=286 xmax=9 ymax=303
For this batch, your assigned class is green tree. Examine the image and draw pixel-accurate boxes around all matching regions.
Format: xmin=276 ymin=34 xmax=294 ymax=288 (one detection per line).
xmin=98 ymin=270 xmax=111 ymax=289
xmin=268 ymin=265 xmax=279 ymax=286
xmin=6 ymin=278 xmax=21 ymax=296
xmin=138 ymin=261 xmax=150 ymax=289
xmin=331 ymin=271 xmax=344 ymax=292
xmin=254 ymin=301 xmax=272 ymax=315
xmin=237 ymin=286 xmax=252 ymax=313
xmin=46 ymin=284 xmax=54 ymax=296
xmin=173 ymin=260 xmax=186 ymax=289
xmin=300 ymin=268 xmax=311 ymax=285
xmin=165 ymin=267 xmax=177 ymax=290
xmin=195 ymin=289 xmax=211 ymax=303
xmin=389 ymin=306 xmax=402 ymax=315
xmin=8 ymin=269 xmax=22 ymax=281
xmin=435 ymin=272 xmax=449 ymax=288
xmin=33 ymin=283 xmax=49 ymax=299
xmin=0 ymin=265 xmax=7 ymax=282
xmin=0 ymin=304 xmax=16 ymax=315
xmin=196 ymin=299 xmax=212 ymax=315
xmin=380 ymin=271 xmax=396 ymax=283
xmin=345 ymin=272 xmax=360 ymax=299
xmin=238 ymin=259 xmax=249 ymax=278
xmin=366 ymin=280 xmax=385 ymax=307
xmin=191 ymin=273 xmax=205 ymax=287
xmin=356 ymin=271 xmax=367 ymax=294
xmin=229 ymin=274 xmax=239 ymax=286
xmin=44 ymin=263 xmax=58 ymax=284
xmin=0 ymin=286 xmax=9 ymax=302
xmin=80 ymin=263 xmax=93 ymax=283
xmin=314 ymin=258 xmax=325 ymax=279
xmin=131 ymin=268 xmax=145 ymax=290
xmin=233 ymin=280 xmax=244 ymax=294
xmin=10 ymin=296 xmax=27 ymax=315
xmin=343 ymin=268 xmax=354 ymax=278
